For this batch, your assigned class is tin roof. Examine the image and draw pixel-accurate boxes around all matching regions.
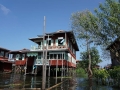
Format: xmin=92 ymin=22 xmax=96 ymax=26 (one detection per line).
xmin=0 ymin=47 xmax=10 ymax=51
xmin=9 ymin=48 xmax=30 ymax=53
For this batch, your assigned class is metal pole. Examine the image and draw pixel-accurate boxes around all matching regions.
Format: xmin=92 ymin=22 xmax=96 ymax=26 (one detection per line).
xmin=42 ymin=16 xmax=46 ymax=90
xmin=56 ymin=54 xmax=58 ymax=84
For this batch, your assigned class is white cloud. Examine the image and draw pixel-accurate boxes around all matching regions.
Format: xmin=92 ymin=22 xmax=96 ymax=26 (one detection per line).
xmin=0 ymin=4 xmax=10 ymax=15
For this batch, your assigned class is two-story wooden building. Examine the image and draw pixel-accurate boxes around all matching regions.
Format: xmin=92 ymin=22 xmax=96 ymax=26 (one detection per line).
xmin=26 ymin=30 xmax=79 ymax=76
xmin=8 ymin=49 xmax=31 ymax=74
xmin=106 ymin=37 xmax=120 ymax=67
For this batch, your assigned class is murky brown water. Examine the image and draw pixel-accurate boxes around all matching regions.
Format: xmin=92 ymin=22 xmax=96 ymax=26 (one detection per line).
xmin=0 ymin=73 xmax=119 ymax=90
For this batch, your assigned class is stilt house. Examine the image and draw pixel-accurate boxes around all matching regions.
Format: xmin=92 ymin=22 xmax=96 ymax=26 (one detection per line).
xmin=0 ymin=47 xmax=12 ymax=72
xmin=26 ymin=30 xmax=79 ymax=76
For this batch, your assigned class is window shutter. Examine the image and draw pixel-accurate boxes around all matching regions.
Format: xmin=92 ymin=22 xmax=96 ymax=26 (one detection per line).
xmin=44 ymin=40 xmax=46 ymax=46
xmin=51 ymin=40 xmax=53 ymax=46
xmin=63 ymin=39 xmax=65 ymax=45
xmin=22 ymin=54 xmax=25 ymax=60
xmin=56 ymin=39 xmax=58 ymax=46
xmin=16 ymin=54 xmax=19 ymax=60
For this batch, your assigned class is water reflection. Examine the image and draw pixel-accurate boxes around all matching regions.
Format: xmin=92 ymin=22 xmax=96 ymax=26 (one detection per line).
xmin=0 ymin=73 xmax=119 ymax=90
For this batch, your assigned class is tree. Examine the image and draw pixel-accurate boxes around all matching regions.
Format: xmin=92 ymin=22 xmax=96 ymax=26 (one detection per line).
xmin=80 ymin=47 xmax=102 ymax=71
xmin=71 ymin=10 xmax=98 ymax=79
xmin=90 ymin=0 xmax=120 ymax=61
xmin=94 ymin=0 xmax=120 ymax=47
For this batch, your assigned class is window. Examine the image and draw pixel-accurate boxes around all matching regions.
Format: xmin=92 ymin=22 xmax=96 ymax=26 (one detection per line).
xmin=22 ymin=54 xmax=25 ymax=60
xmin=38 ymin=42 xmax=42 ymax=49
xmin=54 ymin=54 xmax=56 ymax=59
xmin=58 ymin=37 xmax=64 ymax=46
xmin=16 ymin=54 xmax=19 ymax=60
xmin=54 ymin=54 xmax=64 ymax=59
xmin=5 ymin=52 xmax=9 ymax=58
xmin=0 ymin=51 xmax=4 ymax=57
xmin=47 ymin=40 xmax=51 ymax=46
xmin=62 ymin=54 xmax=64 ymax=59
xmin=39 ymin=42 xmax=42 ymax=45
xmin=38 ymin=53 xmax=41 ymax=59
xmin=58 ymin=54 xmax=61 ymax=59
xmin=50 ymin=54 xmax=54 ymax=59
xmin=47 ymin=52 xmax=49 ymax=59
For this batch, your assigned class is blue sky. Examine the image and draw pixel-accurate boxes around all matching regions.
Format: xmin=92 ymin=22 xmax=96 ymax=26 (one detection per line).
xmin=0 ymin=0 xmax=110 ymax=67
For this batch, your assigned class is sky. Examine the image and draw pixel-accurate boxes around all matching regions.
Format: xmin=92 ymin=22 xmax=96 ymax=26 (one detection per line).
xmin=0 ymin=0 xmax=110 ymax=67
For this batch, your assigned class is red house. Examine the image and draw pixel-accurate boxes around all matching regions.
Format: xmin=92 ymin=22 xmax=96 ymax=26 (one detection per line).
xmin=0 ymin=47 xmax=13 ymax=72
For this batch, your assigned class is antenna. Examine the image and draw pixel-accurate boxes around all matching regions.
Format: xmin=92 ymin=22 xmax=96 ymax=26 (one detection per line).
xmin=42 ymin=16 xmax=46 ymax=90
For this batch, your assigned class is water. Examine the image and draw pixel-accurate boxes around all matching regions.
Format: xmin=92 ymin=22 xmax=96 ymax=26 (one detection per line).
xmin=0 ymin=73 xmax=119 ymax=90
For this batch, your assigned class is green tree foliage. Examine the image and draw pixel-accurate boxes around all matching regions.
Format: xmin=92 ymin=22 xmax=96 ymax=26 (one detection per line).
xmin=80 ymin=47 xmax=102 ymax=70
xmin=94 ymin=0 xmax=120 ymax=47
xmin=93 ymin=66 xmax=120 ymax=86
xmin=91 ymin=0 xmax=120 ymax=60
xmin=71 ymin=0 xmax=120 ymax=47
xmin=71 ymin=10 xmax=98 ymax=43
xmin=76 ymin=66 xmax=87 ymax=77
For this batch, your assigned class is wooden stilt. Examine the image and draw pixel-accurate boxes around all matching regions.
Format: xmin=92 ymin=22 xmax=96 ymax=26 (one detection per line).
xmin=24 ymin=58 xmax=28 ymax=75
xmin=56 ymin=54 xmax=58 ymax=84
xmin=61 ymin=53 xmax=63 ymax=78
xmin=48 ymin=66 xmax=50 ymax=77
xmin=35 ymin=65 xmax=37 ymax=75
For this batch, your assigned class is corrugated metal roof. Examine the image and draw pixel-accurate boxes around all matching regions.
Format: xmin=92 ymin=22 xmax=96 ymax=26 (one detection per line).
xmin=0 ymin=47 xmax=10 ymax=51
xmin=9 ymin=48 xmax=30 ymax=53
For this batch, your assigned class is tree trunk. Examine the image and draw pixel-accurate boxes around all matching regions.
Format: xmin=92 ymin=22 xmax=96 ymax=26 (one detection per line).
xmin=88 ymin=46 xmax=93 ymax=79
xmin=86 ymin=35 xmax=93 ymax=79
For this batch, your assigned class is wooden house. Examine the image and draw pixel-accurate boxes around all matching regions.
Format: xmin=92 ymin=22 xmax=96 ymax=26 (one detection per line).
xmin=8 ymin=48 xmax=34 ymax=74
xmin=26 ymin=30 xmax=79 ymax=76
xmin=0 ymin=47 xmax=13 ymax=72
xmin=106 ymin=37 xmax=120 ymax=67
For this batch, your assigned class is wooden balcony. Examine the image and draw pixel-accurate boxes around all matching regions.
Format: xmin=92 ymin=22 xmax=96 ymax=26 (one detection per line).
xmin=30 ymin=45 xmax=67 ymax=51
xmin=35 ymin=59 xmax=49 ymax=65
xmin=15 ymin=60 xmax=26 ymax=65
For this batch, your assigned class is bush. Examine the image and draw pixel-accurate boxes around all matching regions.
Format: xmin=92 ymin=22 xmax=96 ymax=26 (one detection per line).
xmin=76 ymin=67 xmax=87 ymax=77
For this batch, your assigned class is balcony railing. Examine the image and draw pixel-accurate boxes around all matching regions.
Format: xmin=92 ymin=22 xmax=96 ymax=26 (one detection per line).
xmin=35 ymin=59 xmax=49 ymax=65
xmin=30 ymin=45 xmax=67 ymax=51
xmin=15 ymin=60 xmax=26 ymax=65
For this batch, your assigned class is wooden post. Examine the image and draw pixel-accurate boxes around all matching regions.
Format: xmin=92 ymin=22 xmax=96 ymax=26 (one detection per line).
xmin=63 ymin=65 xmax=65 ymax=77
xmin=48 ymin=34 xmax=51 ymax=77
xmin=56 ymin=54 xmax=58 ymax=84
xmin=24 ymin=58 xmax=28 ymax=75
xmin=65 ymin=32 xmax=67 ymax=48
xmin=42 ymin=16 xmax=46 ymax=90
xmin=61 ymin=52 xmax=63 ymax=78
xmin=48 ymin=65 xmax=50 ymax=77
xmin=35 ymin=65 xmax=38 ymax=75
